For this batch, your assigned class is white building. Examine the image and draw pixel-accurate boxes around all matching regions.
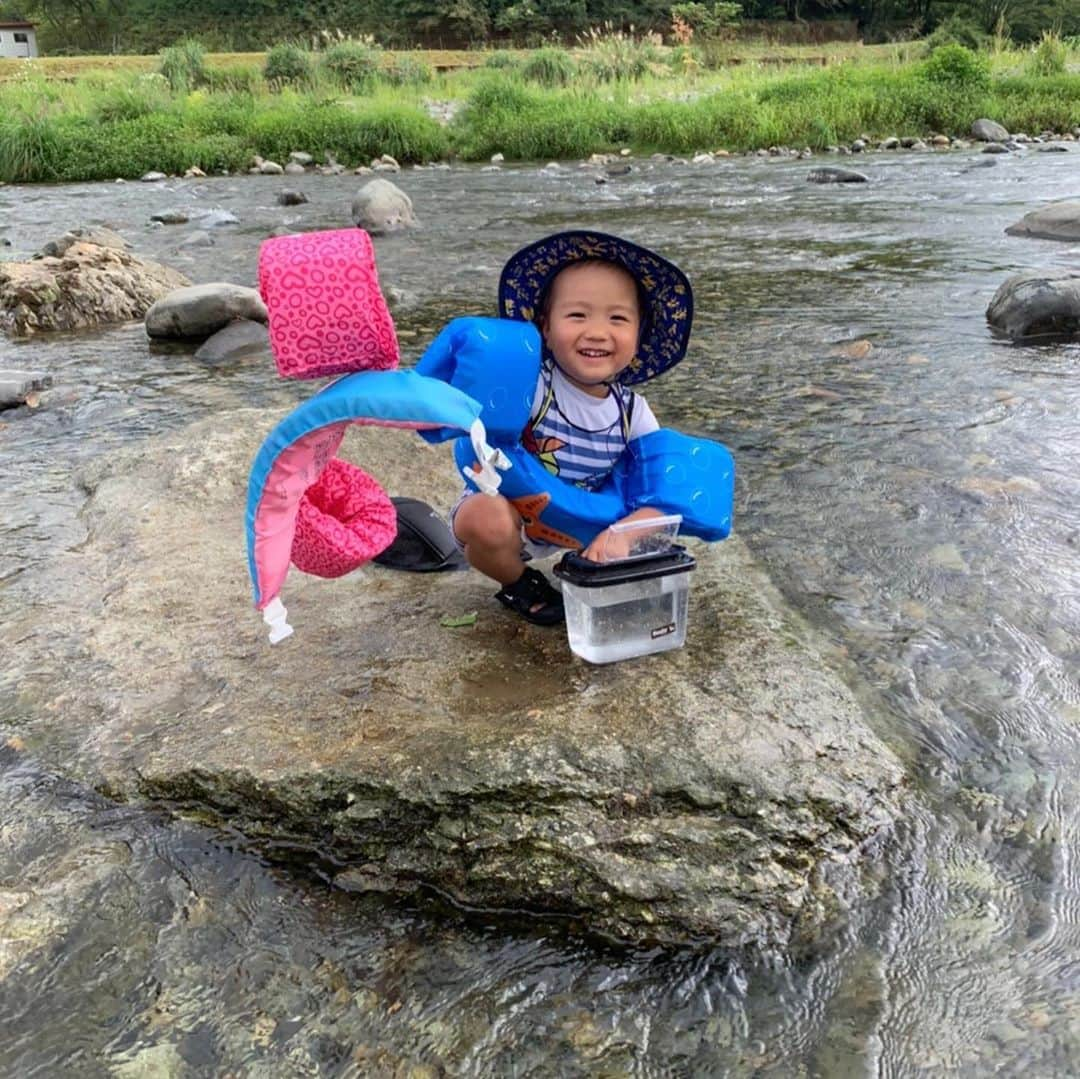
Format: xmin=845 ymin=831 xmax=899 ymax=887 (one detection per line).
xmin=0 ymin=21 xmax=37 ymax=59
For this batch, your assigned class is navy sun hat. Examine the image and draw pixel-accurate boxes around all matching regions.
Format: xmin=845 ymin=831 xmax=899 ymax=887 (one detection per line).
xmin=497 ymin=230 xmax=694 ymax=386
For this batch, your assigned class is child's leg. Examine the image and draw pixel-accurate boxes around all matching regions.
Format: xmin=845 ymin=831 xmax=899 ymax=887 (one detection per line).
xmin=451 ymin=493 xmax=528 ymax=586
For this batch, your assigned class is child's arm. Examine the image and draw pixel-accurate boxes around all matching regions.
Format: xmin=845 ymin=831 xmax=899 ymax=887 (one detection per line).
xmin=580 ymin=507 xmax=666 ymax=563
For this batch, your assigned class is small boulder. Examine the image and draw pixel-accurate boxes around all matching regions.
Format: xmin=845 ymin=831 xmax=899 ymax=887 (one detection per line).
xmin=1005 ymin=202 xmax=1080 ymax=242
xmin=276 ymin=190 xmax=309 ymax=206
xmin=350 ymin=178 xmax=417 ymax=235
xmin=177 ymin=230 xmax=214 ymax=249
xmin=191 ymin=209 xmax=239 ymax=229
xmin=982 ymin=143 xmax=1009 ymax=154
xmin=972 ymin=118 xmax=1009 ymax=143
xmin=36 ymin=226 xmax=130 ymax=258
xmin=0 ymin=368 xmax=52 ymax=410
xmin=150 ymin=211 xmax=190 ymax=225
xmin=140 ymin=171 xmax=167 ymax=183
xmin=284 ymin=162 xmax=306 ymax=175
xmin=289 ymin=151 xmax=313 ymax=166
xmin=807 ymin=167 xmax=868 ymax=184
xmin=931 ymin=134 xmax=951 ymax=146
xmin=986 ymin=271 xmax=1080 ymax=340
xmin=1037 ymin=145 xmax=1069 ymax=153
xmin=371 ymin=154 xmax=400 ymax=173
xmin=880 ymin=136 xmax=900 ymax=150
xmin=193 ymin=319 xmax=270 ymax=363
xmin=259 ymin=161 xmax=284 ymax=175
xmin=145 ymin=283 xmax=268 ymax=340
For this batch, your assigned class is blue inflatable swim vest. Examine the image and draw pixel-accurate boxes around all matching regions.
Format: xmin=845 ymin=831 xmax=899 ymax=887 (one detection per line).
xmin=414 ymin=317 xmax=734 ymax=548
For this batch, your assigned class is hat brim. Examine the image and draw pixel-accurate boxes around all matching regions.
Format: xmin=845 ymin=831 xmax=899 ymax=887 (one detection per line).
xmin=498 ymin=230 xmax=693 ymax=386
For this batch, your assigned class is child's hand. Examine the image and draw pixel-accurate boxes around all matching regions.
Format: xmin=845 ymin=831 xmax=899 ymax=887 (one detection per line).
xmin=581 ymin=508 xmax=666 ymax=562
xmin=581 ymin=527 xmax=631 ymax=563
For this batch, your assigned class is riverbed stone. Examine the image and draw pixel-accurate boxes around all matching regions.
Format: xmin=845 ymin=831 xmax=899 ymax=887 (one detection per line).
xmin=807 ymin=168 xmax=868 ymax=184
xmin=276 ymin=190 xmax=309 ymax=206
xmin=986 ymin=270 xmax=1080 ymax=340
xmin=36 ymin=226 xmax=129 ymax=258
xmin=0 ymin=368 xmax=52 ymax=409
xmin=3 ymin=413 xmax=907 ymax=952
xmin=150 ymin=211 xmax=190 ymax=225
xmin=144 ymin=283 xmax=267 ymax=340
xmin=350 ymin=178 xmax=417 ymax=234
xmin=972 ymin=118 xmax=1010 ymax=142
xmin=193 ymin=319 xmax=270 ymax=363
xmin=1005 ymin=202 xmax=1080 ymax=242
xmin=0 ymin=241 xmax=190 ymax=337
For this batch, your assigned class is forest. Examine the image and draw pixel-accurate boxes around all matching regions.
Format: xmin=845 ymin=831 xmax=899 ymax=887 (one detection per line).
xmin=2 ymin=0 xmax=1077 ymax=54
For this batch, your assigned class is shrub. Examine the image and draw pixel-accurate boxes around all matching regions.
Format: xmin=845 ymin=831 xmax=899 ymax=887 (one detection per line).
xmin=0 ymin=106 xmax=62 ymax=182
xmin=923 ymin=15 xmax=990 ymax=54
xmin=483 ymin=51 xmax=521 ymax=71
xmin=203 ymin=65 xmax=261 ymax=94
xmin=381 ymin=56 xmax=434 ymax=86
xmin=921 ymin=44 xmax=992 ymax=94
xmin=265 ymin=43 xmax=314 ymax=88
xmin=158 ymin=39 xmax=208 ymax=93
xmin=92 ymin=82 xmax=168 ymax=124
xmin=1028 ymin=31 xmax=1067 ymax=77
xmin=321 ymin=40 xmax=383 ymax=91
xmin=578 ymin=26 xmax=659 ymax=82
xmin=521 ymin=48 xmax=577 ymax=87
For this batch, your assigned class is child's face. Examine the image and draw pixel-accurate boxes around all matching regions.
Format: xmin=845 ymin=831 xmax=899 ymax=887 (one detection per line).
xmin=540 ymin=261 xmax=641 ymax=397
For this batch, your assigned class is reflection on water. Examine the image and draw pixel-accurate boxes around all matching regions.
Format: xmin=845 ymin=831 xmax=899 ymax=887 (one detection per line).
xmin=2 ymin=149 xmax=1079 ymax=1075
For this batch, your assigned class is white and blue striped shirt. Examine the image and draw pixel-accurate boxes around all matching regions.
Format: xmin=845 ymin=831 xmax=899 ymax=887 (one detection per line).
xmin=525 ymin=362 xmax=658 ymax=491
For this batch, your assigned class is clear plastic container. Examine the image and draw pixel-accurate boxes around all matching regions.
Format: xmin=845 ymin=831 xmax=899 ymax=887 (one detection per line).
xmin=553 ymin=545 xmax=696 ymax=664
xmin=589 ymin=513 xmax=683 ymax=563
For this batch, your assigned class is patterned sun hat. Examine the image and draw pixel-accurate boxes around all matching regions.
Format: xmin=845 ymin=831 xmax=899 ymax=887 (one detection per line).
xmin=497 ymin=230 xmax=694 ymax=386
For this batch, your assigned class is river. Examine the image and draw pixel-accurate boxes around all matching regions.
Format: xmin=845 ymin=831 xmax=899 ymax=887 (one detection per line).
xmin=1 ymin=148 xmax=1078 ymax=1076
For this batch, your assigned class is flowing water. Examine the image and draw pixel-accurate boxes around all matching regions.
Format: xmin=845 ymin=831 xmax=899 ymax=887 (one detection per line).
xmin=1 ymin=149 xmax=1078 ymax=1076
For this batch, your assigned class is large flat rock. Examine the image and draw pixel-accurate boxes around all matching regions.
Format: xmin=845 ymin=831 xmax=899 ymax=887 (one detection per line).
xmin=0 ymin=241 xmax=190 ymax=337
xmin=2 ymin=410 xmax=907 ymax=951
xmin=1005 ymin=200 xmax=1080 ymax=242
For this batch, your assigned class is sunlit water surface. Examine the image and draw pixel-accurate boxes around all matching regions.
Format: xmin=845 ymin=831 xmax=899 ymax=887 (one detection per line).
xmin=1 ymin=150 xmax=1079 ymax=1076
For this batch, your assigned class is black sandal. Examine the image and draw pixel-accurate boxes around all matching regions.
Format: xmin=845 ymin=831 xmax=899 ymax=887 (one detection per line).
xmin=494 ymin=566 xmax=565 ymax=626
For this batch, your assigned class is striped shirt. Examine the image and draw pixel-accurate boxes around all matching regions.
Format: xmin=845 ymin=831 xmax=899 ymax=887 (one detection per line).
xmin=524 ymin=361 xmax=658 ymax=491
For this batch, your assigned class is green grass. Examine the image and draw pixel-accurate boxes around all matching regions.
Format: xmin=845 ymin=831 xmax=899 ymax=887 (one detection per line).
xmin=0 ymin=41 xmax=1078 ymax=182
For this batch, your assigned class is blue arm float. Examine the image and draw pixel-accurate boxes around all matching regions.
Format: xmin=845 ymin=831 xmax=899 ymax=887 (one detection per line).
xmin=616 ymin=429 xmax=735 ymax=542
xmin=414 ymin=316 xmax=541 ymax=444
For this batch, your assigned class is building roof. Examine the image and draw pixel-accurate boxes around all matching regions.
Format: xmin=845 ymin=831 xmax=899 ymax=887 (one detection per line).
xmin=0 ymin=21 xmax=35 ymax=29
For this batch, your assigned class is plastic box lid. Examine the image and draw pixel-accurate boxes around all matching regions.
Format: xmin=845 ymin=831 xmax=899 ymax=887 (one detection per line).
xmin=553 ymin=546 xmax=696 ymax=588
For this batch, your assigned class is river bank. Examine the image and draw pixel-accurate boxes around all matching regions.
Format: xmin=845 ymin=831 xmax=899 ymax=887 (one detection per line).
xmin=1 ymin=41 xmax=1078 ymax=183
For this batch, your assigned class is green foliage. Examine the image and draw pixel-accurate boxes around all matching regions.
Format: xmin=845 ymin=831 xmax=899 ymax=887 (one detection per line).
xmin=203 ymin=65 xmax=262 ymax=94
xmin=483 ymin=50 xmax=522 ymax=70
xmin=1028 ymin=30 xmax=1067 ymax=75
xmin=321 ymin=40 xmax=383 ymax=91
xmin=521 ymin=47 xmax=577 ymax=86
xmin=264 ymin=43 xmax=314 ymax=88
xmin=453 ymin=75 xmax=628 ymax=159
xmin=670 ymin=2 xmax=742 ymax=36
xmin=157 ymin=39 xmax=208 ymax=93
xmin=381 ymin=56 xmax=434 ymax=86
xmin=921 ymin=44 xmax=992 ymax=94
xmin=923 ymin=14 xmax=990 ymax=53
xmin=578 ymin=27 xmax=660 ymax=82
xmin=0 ymin=105 xmax=62 ymax=182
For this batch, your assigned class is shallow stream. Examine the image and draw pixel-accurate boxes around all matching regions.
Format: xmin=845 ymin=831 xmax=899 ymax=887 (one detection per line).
xmin=1 ymin=149 xmax=1079 ymax=1076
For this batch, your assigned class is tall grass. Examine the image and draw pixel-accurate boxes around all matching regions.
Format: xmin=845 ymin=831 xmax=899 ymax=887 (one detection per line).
xmin=1 ymin=45 xmax=1078 ymax=183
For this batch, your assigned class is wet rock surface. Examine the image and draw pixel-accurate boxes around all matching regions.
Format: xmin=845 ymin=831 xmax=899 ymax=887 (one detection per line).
xmin=144 ymin=282 xmax=267 ymax=340
xmin=4 ymin=411 xmax=906 ymax=951
xmin=986 ymin=270 xmax=1080 ymax=340
xmin=0 ymin=241 xmax=191 ymax=337
xmin=1005 ymin=200 xmax=1080 ymax=242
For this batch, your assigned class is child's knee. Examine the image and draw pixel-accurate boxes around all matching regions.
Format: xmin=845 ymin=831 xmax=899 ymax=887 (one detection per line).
xmin=454 ymin=495 xmax=519 ymax=549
